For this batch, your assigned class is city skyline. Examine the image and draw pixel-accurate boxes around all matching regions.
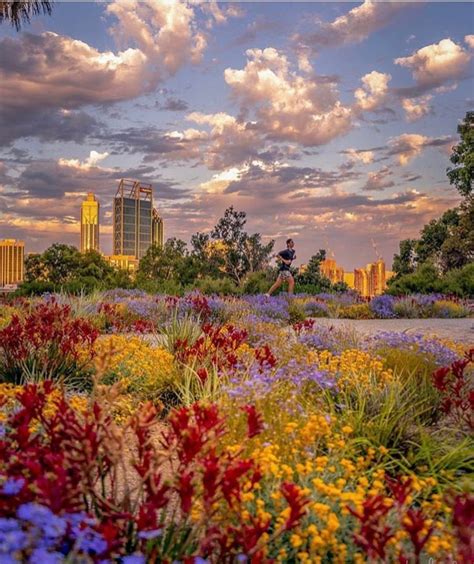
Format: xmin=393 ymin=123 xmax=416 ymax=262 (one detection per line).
xmin=0 ymin=2 xmax=473 ymax=268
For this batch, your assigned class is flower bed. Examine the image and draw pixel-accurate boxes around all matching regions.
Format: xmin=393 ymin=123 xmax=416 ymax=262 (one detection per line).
xmin=0 ymin=295 xmax=473 ymax=562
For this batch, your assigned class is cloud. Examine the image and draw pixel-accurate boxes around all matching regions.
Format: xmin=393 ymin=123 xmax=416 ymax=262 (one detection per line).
xmin=224 ymin=47 xmax=353 ymax=146
xmin=401 ymin=95 xmax=433 ymax=122
xmin=464 ymin=34 xmax=474 ymax=49
xmin=354 ymin=71 xmax=392 ymax=111
xmin=344 ymin=148 xmax=375 ymax=164
xmin=0 ymin=1 xmax=214 ymax=145
xmin=394 ymin=38 xmax=471 ymax=96
xmin=363 ymin=166 xmax=395 ymax=191
xmin=58 ymin=151 xmax=110 ymax=171
xmin=106 ymin=0 xmax=207 ymax=74
xmin=294 ymin=1 xmax=409 ymax=50
xmin=387 ymin=133 xmax=455 ymax=165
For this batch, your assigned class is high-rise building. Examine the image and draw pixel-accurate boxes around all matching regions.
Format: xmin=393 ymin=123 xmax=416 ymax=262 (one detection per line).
xmin=80 ymin=192 xmax=100 ymax=253
xmin=320 ymin=258 xmax=344 ymax=284
xmin=113 ymin=179 xmax=163 ymax=260
xmin=0 ymin=239 xmax=24 ymax=287
xmin=152 ymin=208 xmax=164 ymax=248
xmin=354 ymin=259 xmax=387 ymax=297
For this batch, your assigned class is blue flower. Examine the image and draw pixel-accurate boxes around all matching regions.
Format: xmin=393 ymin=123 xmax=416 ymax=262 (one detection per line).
xmin=17 ymin=503 xmax=54 ymax=526
xmin=0 ymin=521 xmax=28 ymax=554
xmin=29 ymin=548 xmax=64 ymax=563
xmin=121 ymin=555 xmax=146 ymax=564
xmin=74 ymin=528 xmax=107 ymax=556
xmin=1 ymin=477 xmax=25 ymax=496
xmin=138 ymin=529 xmax=162 ymax=540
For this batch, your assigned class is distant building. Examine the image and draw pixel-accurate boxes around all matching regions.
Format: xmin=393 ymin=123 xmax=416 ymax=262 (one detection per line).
xmin=354 ymin=259 xmax=388 ymax=297
xmin=354 ymin=267 xmax=370 ymax=297
xmin=113 ymin=179 xmax=163 ymax=260
xmin=0 ymin=239 xmax=24 ymax=288
xmin=105 ymin=254 xmax=139 ymax=273
xmin=152 ymin=209 xmax=164 ymax=248
xmin=343 ymin=272 xmax=355 ymax=289
xmin=80 ymin=192 xmax=100 ymax=253
xmin=320 ymin=258 xmax=344 ymax=284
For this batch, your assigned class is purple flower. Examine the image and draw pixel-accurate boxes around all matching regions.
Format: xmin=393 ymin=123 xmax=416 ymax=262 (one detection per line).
xmin=370 ymin=295 xmax=396 ymax=319
xmin=138 ymin=529 xmax=162 ymax=540
xmin=122 ymin=555 xmax=146 ymax=564
xmin=2 ymin=477 xmax=25 ymax=496
xmin=30 ymin=548 xmax=64 ymax=563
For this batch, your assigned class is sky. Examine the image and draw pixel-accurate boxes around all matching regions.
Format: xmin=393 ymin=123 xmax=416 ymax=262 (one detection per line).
xmin=0 ymin=1 xmax=473 ymax=270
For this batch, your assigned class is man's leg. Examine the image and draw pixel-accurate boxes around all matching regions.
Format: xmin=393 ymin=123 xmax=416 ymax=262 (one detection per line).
xmin=287 ymin=275 xmax=295 ymax=294
xmin=267 ymin=276 xmax=282 ymax=295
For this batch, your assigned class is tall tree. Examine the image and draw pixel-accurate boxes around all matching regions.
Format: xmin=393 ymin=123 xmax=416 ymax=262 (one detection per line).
xmin=42 ymin=244 xmax=81 ymax=285
xmin=0 ymin=0 xmax=53 ymax=30
xmin=392 ymin=239 xmax=417 ymax=277
xmin=211 ymin=206 xmax=274 ymax=284
xmin=137 ymin=239 xmax=189 ymax=283
xmin=447 ymin=111 xmax=474 ymax=199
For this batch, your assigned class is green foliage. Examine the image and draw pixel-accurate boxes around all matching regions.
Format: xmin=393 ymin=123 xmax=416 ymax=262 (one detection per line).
xmin=196 ymin=276 xmax=239 ymax=296
xmin=447 ymin=110 xmax=474 ymax=198
xmin=296 ymin=250 xmax=332 ymax=292
xmin=387 ymin=263 xmax=444 ymax=296
xmin=0 ymin=0 xmax=53 ymax=31
xmin=20 ymin=245 xmax=132 ymax=295
xmin=211 ymin=206 xmax=274 ymax=284
xmin=137 ymin=239 xmax=190 ymax=284
xmin=241 ymin=271 xmax=273 ymax=294
xmin=388 ymin=261 xmax=474 ymax=298
xmin=340 ymin=303 xmax=372 ymax=319
xmin=287 ymin=300 xmax=306 ymax=324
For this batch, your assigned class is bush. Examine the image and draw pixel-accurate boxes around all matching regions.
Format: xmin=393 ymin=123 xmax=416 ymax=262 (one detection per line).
xmin=241 ymin=271 xmax=272 ymax=294
xmin=0 ymin=300 xmax=98 ymax=388
xmin=196 ymin=276 xmax=240 ymax=296
xmin=340 ymin=303 xmax=373 ymax=319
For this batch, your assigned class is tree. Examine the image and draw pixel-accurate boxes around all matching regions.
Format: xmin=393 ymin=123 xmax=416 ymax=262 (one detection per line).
xmin=42 ymin=244 xmax=81 ymax=285
xmin=137 ymin=239 xmax=190 ymax=284
xmin=190 ymin=232 xmax=226 ymax=279
xmin=297 ymin=250 xmax=332 ymax=291
xmin=416 ymin=208 xmax=460 ymax=267
xmin=24 ymin=253 xmax=48 ymax=283
xmin=0 ymin=0 xmax=53 ymax=30
xmin=211 ymin=206 xmax=274 ymax=284
xmin=392 ymin=239 xmax=417 ymax=277
xmin=447 ymin=111 xmax=474 ymax=198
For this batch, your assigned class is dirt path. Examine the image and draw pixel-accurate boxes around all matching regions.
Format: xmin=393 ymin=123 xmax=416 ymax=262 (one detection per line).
xmin=311 ymin=318 xmax=473 ymax=344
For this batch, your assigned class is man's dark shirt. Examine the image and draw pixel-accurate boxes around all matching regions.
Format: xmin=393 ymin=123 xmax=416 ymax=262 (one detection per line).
xmin=278 ymin=248 xmax=295 ymax=271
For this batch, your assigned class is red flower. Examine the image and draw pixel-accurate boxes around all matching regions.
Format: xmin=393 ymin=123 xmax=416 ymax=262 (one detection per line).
xmin=280 ymin=482 xmax=309 ymax=530
xmin=241 ymin=405 xmax=264 ymax=438
xmin=177 ymin=471 xmax=195 ymax=514
xmin=452 ymin=493 xmax=474 ymax=563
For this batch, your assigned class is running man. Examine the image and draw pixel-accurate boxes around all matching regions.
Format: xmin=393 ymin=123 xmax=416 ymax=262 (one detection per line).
xmin=266 ymin=238 xmax=296 ymax=295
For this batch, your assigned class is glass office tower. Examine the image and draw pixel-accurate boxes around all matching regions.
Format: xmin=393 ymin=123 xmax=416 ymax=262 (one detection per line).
xmin=113 ymin=179 xmax=163 ymax=259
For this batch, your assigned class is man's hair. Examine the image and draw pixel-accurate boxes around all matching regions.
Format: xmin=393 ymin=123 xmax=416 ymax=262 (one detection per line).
xmin=286 ymin=238 xmax=294 ymax=245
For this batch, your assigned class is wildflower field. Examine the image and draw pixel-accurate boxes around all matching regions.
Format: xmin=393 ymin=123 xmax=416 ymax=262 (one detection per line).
xmin=0 ymin=290 xmax=472 ymax=563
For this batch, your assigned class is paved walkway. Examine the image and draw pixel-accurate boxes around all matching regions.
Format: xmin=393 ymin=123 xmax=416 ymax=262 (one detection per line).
xmin=312 ymin=318 xmax=474 ymax=344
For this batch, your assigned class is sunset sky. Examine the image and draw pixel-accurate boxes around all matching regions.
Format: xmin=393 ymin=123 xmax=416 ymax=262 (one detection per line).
xmin=0 ymin=1 xmax=473 ymax=269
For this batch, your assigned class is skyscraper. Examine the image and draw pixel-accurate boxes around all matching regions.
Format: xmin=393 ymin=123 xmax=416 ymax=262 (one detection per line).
xmin=152 ymin=209 xmax=164 ymax=248
xmin=113 ymin=179 xmax=163 ymax=260
xmin=80 ymin=192 xmax=100 ymax=253
xmin=0 ymin=239 xmax=24 ymax=287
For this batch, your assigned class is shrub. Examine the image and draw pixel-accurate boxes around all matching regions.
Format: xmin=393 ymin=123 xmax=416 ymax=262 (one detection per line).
xmin=0 ymin=300 xmax=98 ymax=388
xmin=340 ymin=303 xmax=373 ymax=319
xmin=370 ymin=295 xmax=396 ymax=319
xmin=196 ymin=275 xmax=240 ymax=296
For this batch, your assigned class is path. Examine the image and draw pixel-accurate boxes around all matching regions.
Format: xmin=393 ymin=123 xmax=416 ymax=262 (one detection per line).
xmin=312 ymin=318 xmax=473 ymax=344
